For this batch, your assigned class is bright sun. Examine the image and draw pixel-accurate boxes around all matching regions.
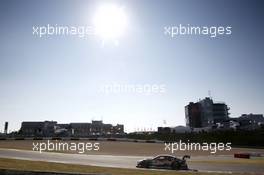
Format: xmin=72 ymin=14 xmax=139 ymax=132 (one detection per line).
xmin=93 ymin=4 xmax=127 ymax=42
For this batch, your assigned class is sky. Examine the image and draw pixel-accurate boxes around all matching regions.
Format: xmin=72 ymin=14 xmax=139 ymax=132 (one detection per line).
xmin=0 ymin=0 xmax=264 ymax=133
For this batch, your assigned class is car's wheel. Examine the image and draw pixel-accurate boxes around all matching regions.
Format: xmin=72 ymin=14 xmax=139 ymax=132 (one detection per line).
xmin=171 ymin=162 xmax=180 ymax=170
xmin=180 ymin=164 xmax=188 ymax=170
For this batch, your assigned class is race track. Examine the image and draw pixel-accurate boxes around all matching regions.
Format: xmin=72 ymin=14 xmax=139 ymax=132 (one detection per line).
xmin=0 ymin=148 xmax=263 ymax=174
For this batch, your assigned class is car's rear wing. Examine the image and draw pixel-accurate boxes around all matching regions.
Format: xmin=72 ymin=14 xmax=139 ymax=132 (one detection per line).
xmin=182 ymin=155 xmax=190 ymax=160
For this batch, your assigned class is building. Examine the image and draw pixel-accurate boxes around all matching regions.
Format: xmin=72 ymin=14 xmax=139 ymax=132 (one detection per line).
xmin=171 ymin=126 xmax=191 ymax=133
xmin=4 ymin=122 xmax=8 ymax=134
xmin=235 ymin=114 xmax=264 ymax=130
xmin=185 ymin=97 xmax=229 ymax=128
xmin=20 ymin=121 xmax=57 ymax=137
xmin=70 ymin=121 xmax=124 ymax=136
xmin=19 ymin=120 xmax=124 ymax=137
xmin=239 ymin=114 xmax=264 ymax=124
xmin=70 ymin=123 xmax=91 ymax=136
xmin=157 ymin=127 xmax=171 ymax=134
xmin=185 ymin=102 xmax=202 ymax=127
xmin=157 ymin=126 xmax=191 ymax=134
xmin=213 ymin=114 xmax=264 ymax=131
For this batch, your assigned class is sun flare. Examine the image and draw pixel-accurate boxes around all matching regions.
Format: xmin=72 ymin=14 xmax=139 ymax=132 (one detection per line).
xmin=93 ymin=4 xmax=127 ymax=42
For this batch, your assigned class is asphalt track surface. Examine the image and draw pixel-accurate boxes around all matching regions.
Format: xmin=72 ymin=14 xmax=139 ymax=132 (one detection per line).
xmin=0 ymin=148 xmax=264 ymax=174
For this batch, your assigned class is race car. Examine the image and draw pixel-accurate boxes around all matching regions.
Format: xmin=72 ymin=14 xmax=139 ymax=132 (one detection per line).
xmin=136 ymin=155 xmax=190 ymax=170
